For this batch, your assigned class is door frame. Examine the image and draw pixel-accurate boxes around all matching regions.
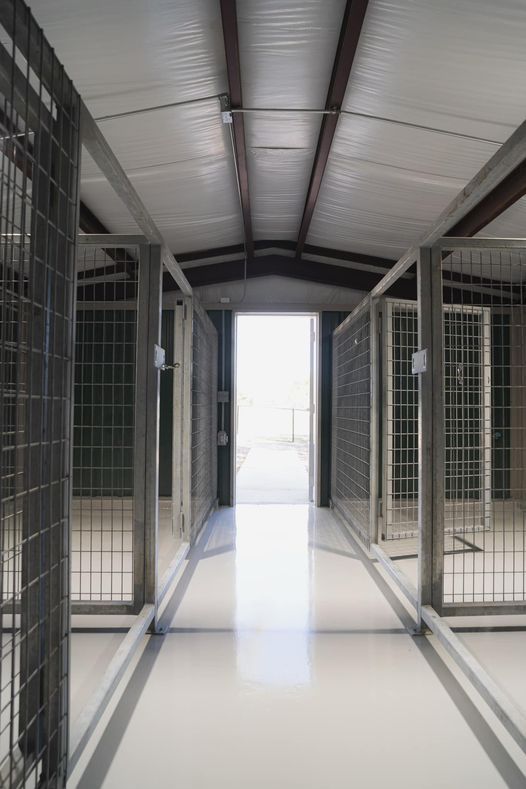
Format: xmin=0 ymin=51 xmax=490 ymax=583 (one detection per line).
xmin=232 ymin=310 xmax=319 ymax=505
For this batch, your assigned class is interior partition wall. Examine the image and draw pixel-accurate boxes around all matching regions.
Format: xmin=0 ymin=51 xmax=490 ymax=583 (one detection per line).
xmin=435 ymin=240 xmax=526 ymax=615
xmin=0 ymin=1 xmax=80 ymax=785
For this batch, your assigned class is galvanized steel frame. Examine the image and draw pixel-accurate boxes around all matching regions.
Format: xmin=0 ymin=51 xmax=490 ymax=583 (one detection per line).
xmin=190 ymin=298 xmax=219 ymax=542
xmin=172 ymin=296 xmax=193 ymax=543
xmin=426 ymin=239 xmax=526 ymax=617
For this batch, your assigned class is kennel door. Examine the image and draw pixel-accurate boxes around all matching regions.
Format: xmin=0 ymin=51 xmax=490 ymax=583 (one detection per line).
xmin=383 ymin=301 xmax=491 ymax=540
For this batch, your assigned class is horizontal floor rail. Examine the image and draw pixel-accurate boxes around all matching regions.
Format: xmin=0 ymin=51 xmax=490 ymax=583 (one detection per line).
xmin=369 ymin=539 xmax=526 ymax=756
xmin=69 ymin=603 xmax=156 ymax=773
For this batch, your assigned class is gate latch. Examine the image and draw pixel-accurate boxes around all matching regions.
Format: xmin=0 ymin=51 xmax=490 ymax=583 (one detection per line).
xmin=154 ymin=344 xmax=180 ymax=371
xmin=412 ymin=349 xmax=427 ymax=374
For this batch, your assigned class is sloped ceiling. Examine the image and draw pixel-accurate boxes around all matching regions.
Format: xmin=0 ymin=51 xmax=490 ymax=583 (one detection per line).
xmin=29 ymin=0 xmax=526 ymax=279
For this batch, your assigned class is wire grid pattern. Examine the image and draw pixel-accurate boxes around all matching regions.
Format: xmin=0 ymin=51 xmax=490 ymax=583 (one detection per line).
xmin=72 ymin=247 xmax=139 ymax=602
xmin=190 ymin=306 xmax=218 ymax=542
xmin=0 ymin=2 xmax=79 ymax=784
xmin=441 ymin=248 xmax=526 ymax=605
xmin=383 ymin=301 xmax=490 ymax=543
xmin=331 ymin=307 xmax=371 ymax=546
xmin=383 ymin=301 xmax=419 ymax=540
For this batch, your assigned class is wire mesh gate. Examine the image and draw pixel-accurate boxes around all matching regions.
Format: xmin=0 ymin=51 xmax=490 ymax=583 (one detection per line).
xmin=436 ymin=240 xmax=526 ymax=612
xmin=191 ymin=301 xmax=218 ymax=542
xmin=331 ymin=301 xmax=377 ymax=547
xmin=382 ymin=299 xmax=491 ymax=542
xmin=331 ymin=240 xmax=526 ymax=615
xmin=0 ymin=1 xmax=80 ymax=784
xmin=72 ymin=239 xmax=190 ymax=617
xmin=73 ymin=244 xmax=140 ymax=608
xmin=172 ymin=297 xmax=218 ymax=545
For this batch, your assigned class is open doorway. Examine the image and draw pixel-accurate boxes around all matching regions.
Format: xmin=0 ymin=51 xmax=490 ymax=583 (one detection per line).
xmin=235 ymin=314 xmax=317 ymax=504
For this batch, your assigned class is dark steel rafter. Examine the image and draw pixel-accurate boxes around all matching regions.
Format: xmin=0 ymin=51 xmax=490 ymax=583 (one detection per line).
xmin=447 ymin=160 xmax=526 ymax=237
xmin=176 ymin=239 xmax=395 ymax=269
xmin=173 ymin=254 xmax=413 ymax=298
xmin=166 ymin=256 xmax=508 ymax=307
xmin=295 ymin=0 xmax=369 ymax=258
xmin=220 ymin=0 xmax=254 ymax=258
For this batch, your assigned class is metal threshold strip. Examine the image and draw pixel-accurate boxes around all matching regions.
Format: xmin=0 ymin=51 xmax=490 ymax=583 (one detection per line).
xmin=369 ymin=541 xmax=526 ymax=755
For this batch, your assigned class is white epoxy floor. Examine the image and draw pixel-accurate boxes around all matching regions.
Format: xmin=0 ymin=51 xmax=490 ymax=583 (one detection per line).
xmin=74 ymin=505 xmax=526 ymax=789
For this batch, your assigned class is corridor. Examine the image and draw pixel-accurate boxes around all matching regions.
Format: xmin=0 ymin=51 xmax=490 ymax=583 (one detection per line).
xmin=73 ymin=506 xmax=526 ymax=788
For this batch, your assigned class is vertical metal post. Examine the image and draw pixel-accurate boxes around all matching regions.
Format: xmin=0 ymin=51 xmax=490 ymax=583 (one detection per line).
xmin=482 ymin=307 xmax=493 ymax=531
xmin=135 ymin=244 xmax=163 ymax=626
xmin=308 ymin=317 xmax=315 ymax=502
xmin=172 ymin=300 xmax=185 ymax=540
xmin=134 ymin=246 xmax=149 ymax=612
xmin=330 ymin=325 xmax=339 ymax=509
xmin=417 ymin=246 xmax=445 ymax=627
xmin=382 ymin=299 xmax=393 ymax=540
xmin=145 ymin=246 xmax=163 ymax=627
xmin=181 ymin=298 xmax=193 ymax=541
xmin=370 ymin=297 xmax=380 ymax=544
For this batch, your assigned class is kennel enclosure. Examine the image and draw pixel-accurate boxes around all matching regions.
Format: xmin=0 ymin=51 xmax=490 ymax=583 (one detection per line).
xmin=331 ymin=239 xmax=526 ymax=615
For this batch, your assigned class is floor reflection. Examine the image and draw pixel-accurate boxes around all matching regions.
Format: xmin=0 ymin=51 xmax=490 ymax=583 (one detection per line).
xmin=235 ymin=505 xmax=312 ymax=687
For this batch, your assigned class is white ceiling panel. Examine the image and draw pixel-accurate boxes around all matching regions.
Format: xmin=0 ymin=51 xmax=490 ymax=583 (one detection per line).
xmin=30 ymin=0 xmax=227 ymax=117
xmin=81 ymin=99 xmax=228 ymax=177
xmin=29 ymin=0 xmax=526 ymax=268
xmin=237 ymin=1 xmax=345 ymax=240
xmin=30 ymin=1 xmax=243 ymax=254
xmin=308 ymin=0 xmax=526 ymax=259
xmin=307 ymin=114 xmax=499 ymax=258
xmin=79 ymin=98 xmax=243 ymax=253
xmin=343 ymin=0 xmax=526 ymax=143
xmin=238 ymin=0 xmax=346 ymax=108
xmin=82 ymin=152 xmax=243 ymax=253
xmin=245 ymin=112 xmax=320 ymax=240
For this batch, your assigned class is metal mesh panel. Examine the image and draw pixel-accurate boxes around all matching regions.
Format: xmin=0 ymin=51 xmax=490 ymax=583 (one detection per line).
xmin=383 ymin=300 xmax=489 ymax=543
xmin=382 ymin=301 xmax=419 ymax=540
xmin=190 ymin=304 xmax=218 ymax=541
xmin=331 ymin=305 xmax=371 ymax=546
xmin=73 ymin=247 xmax=139 ymax=604
xmin=0 ymin=1 xmax=80 ymax=784
xmin=441 ymin=247 xmax=526 ymax=607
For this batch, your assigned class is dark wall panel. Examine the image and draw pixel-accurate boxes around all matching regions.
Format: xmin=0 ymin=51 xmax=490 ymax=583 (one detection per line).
xmin=319 ymin=311 xmax=349 ymax=506
xmin=208 ymin=310 xmax=233 ymax=506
